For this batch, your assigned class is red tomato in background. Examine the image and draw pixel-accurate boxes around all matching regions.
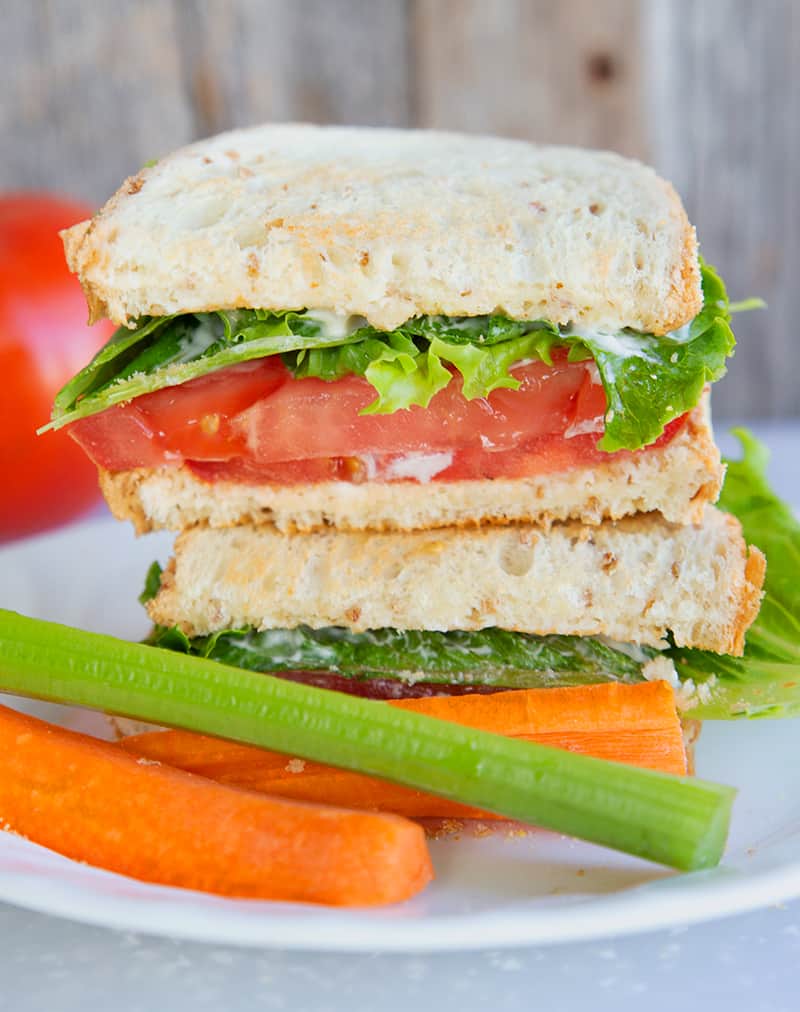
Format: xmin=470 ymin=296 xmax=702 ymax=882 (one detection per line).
xmin=0 ymin=195 xmax=114 ymax=541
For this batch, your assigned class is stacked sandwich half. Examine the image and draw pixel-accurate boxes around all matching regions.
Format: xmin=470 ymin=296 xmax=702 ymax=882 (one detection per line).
xmin=50 ymin=125 xmax=764 ymax=703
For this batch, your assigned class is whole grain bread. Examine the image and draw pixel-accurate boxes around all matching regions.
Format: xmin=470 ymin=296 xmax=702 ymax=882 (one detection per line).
xmin=100 ymin=398 xmax=721 ymax=534
xmin=62 ymin=124 xmax=700 ymax=334
xmin=148 ymin=507 xmax=765 ymax=655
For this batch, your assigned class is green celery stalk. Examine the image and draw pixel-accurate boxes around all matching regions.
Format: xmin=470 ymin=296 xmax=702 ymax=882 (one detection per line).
xmin=0 ymin=610 xmax=734 ymax=871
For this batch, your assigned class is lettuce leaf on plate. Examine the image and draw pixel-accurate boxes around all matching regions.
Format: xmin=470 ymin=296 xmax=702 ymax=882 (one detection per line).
xmin=46 ymin=264 xmax=739 ymax=452
xmin=670 ymin=430 xmax=800 ymax=718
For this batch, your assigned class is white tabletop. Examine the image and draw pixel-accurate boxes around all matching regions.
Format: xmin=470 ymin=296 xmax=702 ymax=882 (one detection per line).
xmin=1 ymin=419 xmax=798 ymax=1012
xmin=1 ymin=899 xmax=799 ymax=1011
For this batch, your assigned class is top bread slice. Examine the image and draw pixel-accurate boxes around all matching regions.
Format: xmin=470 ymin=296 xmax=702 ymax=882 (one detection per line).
xmin=62 ymin=124 xmax=701 ymax=335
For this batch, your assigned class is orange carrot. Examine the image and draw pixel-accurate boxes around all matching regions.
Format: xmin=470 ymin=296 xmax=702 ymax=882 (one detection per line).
xmin=0 ymin=704 xmax=432 ymax=905
xmin=120 ymin=682 xmax=687 ymax=819
xmin=126 ymin=743 xmax=495 ymax=820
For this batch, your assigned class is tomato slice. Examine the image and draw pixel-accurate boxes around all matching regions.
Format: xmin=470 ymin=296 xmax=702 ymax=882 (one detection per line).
xmin=232 ymin=355 xmax=590 ymax=462
xmin=68 ymin=352 xmax=685 ymax=485
xmin=70 ymin=360 xmax=288 ymax=470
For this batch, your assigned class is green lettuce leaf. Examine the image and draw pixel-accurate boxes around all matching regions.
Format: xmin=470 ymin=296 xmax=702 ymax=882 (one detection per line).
xmin=669 ymin=430 xmax=800 ymax=718
xmin=147 ymin=621 xmax=659 ymax=690
xmin=581 ymin=265 xmax=735 ymax=451
xmin=138 ymin=560 xmax=164 ymax=606
xmin=45 ymin=263 xmax=741 ymax=452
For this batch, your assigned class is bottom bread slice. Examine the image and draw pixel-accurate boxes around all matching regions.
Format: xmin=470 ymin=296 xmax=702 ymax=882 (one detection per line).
xmin=148 ymin=506 xmax=764 ymax=655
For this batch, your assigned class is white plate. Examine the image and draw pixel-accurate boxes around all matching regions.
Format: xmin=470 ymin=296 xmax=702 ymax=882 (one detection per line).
xmin=1 ymin=519 xmax=799 ymax=951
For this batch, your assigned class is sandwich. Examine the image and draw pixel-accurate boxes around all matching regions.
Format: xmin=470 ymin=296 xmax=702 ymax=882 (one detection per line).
xmin=47 ymin=124 xmax=766 ymax=711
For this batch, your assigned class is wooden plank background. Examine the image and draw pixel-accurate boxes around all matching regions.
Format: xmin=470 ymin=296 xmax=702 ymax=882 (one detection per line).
xmin=1 ymin=0 xmax=796 ymax=419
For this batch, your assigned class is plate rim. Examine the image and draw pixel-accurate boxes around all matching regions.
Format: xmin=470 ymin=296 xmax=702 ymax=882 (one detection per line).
xmin=0 ymin=839 xmax=799 ymax=950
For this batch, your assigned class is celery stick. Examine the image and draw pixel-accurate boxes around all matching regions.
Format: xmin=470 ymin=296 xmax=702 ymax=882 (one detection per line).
xmin=0 ymin=610 xmax=734 ymax=871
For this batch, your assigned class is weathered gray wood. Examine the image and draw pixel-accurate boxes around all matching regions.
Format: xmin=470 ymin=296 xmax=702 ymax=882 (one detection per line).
xmin=174 ymin=0 xmax=412 ymax=132
xmin=0 ymin=0 xmax=411 ymax=203
xmin=0 ymin=0 xmax=195 ymax=204
xmin=645 ymin=0 xmax=800 ymax=419
xmin=413 ymin=0 xmax=646 ymax=158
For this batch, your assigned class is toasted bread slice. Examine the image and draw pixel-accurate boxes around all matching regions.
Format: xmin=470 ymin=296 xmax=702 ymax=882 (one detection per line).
xmin=148 ymin=506 xmax=764 ymax=655
xmin=99 ymin=397 xmax=721 ymax=535
xmin=62 ymin=124 xmax=700 ymax=334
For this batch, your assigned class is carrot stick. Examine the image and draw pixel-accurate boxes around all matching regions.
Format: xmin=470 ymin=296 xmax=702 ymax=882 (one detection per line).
xmin=0 ymin=704 xmax=432 ymax=906
xmin=393 ymin=681 xmax=687 ymax=773
xmin=120 ymin=682 xmax=687 ymax=819
xmin=125 ymin=741 xmax=495 ymax=820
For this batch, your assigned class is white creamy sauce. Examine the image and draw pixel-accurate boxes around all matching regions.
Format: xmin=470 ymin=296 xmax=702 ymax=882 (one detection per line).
xmin=303 ymin=309 xmax=367 ymax=339
xmin=176 ymin=319 xmax=223 ymax=359
xmin=358 ymin=453 xmax=379 ymax=481
xmin=667 ymin=322 xmax=693 ymax=344
xmin=381 ymin=452 xmax=454 ymax=483
xmin=564 ymin=415 xmax=605 ymax=439
xmin=564 ymin=325 xmax=654 ymax=360
xmin=585 ymin=360 xmax=602 ymax=386
xmin=596 ymin=636 xmax=662 ymax=665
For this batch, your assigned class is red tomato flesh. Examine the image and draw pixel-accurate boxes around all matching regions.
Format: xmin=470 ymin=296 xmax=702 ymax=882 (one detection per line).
xmin=68 ymin=352 xmax=685 ymax=484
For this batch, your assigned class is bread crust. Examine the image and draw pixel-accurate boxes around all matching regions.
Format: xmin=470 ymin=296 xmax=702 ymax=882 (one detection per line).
xmin=98 ymin=398 xmax=722 ymax=535
xmin=148 ymin=507 xmax=764 ymax=656
xmin=62 ymin=124 xmax=701 ymax=334
xmin=680 ymin=719 xmax=702 ymax=775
